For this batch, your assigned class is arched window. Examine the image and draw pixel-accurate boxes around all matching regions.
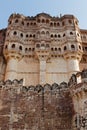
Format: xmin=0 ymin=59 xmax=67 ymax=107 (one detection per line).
xmin=27 ymin=22 xmax=29 ymax=26
xmin=55 ymin=48 xmax=57 ymax=51
xmin=12 ymin=44 xmax=15 ymax=48
xmin=64 ymin=46 xmax=67 ymax=51
xmin=36 ymin=44 xmax=40 ymax=48
xmin=42 ymin=19 xmax=45 ymax=23
xmin=29 ymin=48 xmax=31 ymax=51
xmin=41 ymin=31 xmax=45 ymax=35
xmin=51 ymin=48 xmax=54 ymax=51
xmin=79 ymin=45 xmax=81 ymax=50
xmin=13 ymin=31 xmax=17 ymax=35
xmin=25 ymin=48 xmax=28 ymax=52
xmin=71 ymin=45 xmax=75 ymax=50
xmin=58 ymin=48 xmax=61 ymax=52
xmin=21 ymin=21 xmax=24 ymax=25
xmin=50 ymin=22 xmax=53 ymax=26
xmin=57 ymin=22 xmax=60 ymax=26
xmin=30 ymin=34 xmax=32 ymax=37
xmin=30 ymin=22 xmax=33 ymax=25
xmin=15 ymin=19 xmax=18 ymax=23
xmin=5 ymin=45 xmax=8 ymax=49
xmin=55 ymin=34 xmax=57 ymax=38
xmin=20 ymin=33 xmax=23 ymax=37
xmin=37 ymin=19 xmax=40 ymax=23
xmin=63 ymin=33 xmax=66 ymax=37
xmin=34 ymin=22 xmax=36 ymax=25
xmin=26 ymin=34 xmax=28 ymax=38
xmin=46 ymin=44 xmax=49 ymax=48
xmin=51 ymin=34 xmax=53 ymax=38
xmin=68 ymin=20 xmax=72 ymax=24
xmin=46 ymin=19 xmax=49 ymax=24
xmin=46 ymin=31 xmax=49 ymax=35
xmin=54 ymin=23 xmax=56 ymax=27
xmin=19 ymin=46 xmax=22 ymax=50
xmin=33 ymin=34 xmax=35 ymax=38
xmin=85 ymin=47 xmax=87 ymax=51
xmin=58 ymin=34 xmax=61 ymax=38
xmin=41 ymin=44 xmax=45 ymax=47
xmin=70 ymin=32 xmax=73 ymax=35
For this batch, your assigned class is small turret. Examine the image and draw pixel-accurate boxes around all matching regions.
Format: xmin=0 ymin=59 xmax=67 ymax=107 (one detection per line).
xmin=63 ymin=16 xmax=83 ymax=78
xmin=3 ymin=14 xmax=24 ymax=81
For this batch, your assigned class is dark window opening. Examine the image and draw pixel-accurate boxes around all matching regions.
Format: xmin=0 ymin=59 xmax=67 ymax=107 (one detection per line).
xmin=58 ymin=48 xmax=61 ymax=52
xmin=20 ymin=33 xmax=23 ymax=37
xmin=69 ymin=20 xmax=72 ymax=24
xmin=13 ymin=31 xmax=17 ymax=35
xmin=64 ymin=46 xmax=67 ymax=51
xmin=15 ymin=19 xmax=18 ymax=23
xmin=55 ymin=34 xmax=57 ymax=38
xmin=57 ymin=22 xmax=60 ymax=26
xmin=63 ymin=33 xmax=66 ymax=37
xmin=79 ymin=45 xmax=81 ymax=50
xmin=51 ymin=34 xmax=53 ymax=38
xmin=54 ymin=23 xmax=56 ymax=26
xmin=19 ymin=46 xmax=22 ymax=50
xmin=27 ymin=23 xmax=29 ymax=26
xmin=51 ymin=48 xmax=54 ymax=51
xmin=46 ymin=19 xmax=49 ymax=24
xmin=21 ymin=21 xmax=24 ymax=25
xmin=42 ymin=19 xmax=45 ymax=23
xmin=33 ymin=34 xmax=35 ymax=38
xmin=46 ymin=44 xmax=49 ymax=48
xmin=50 ymin=22 xmax=53 ymax=26
xmin=30 ymin=34 xmax=32 ymax=37
xmin=58 ymin=34 xmax=61 ymax=38
xmin=32 ymin=48 xmax=35 ymax=51
xmin=12 ymin=44 xmax=15 ymax=48
xmin=71 ymin=45 xmax=75 ymax=50
xmin=29 ymin=48 xmax=31 ymax=51
xmin=26 ymin=34 xmax=28 ymax=38
xmin=5 ymin=45 xmax=8 ymax=49
xmin=85 ymin=47 xmax=87 ymax=51
xmin=37 ymin=19 xmax=40 ymax=23
xmin=70 ymin=32 xmax=73 ymax=35
xmin=55 ymin=48 xmax=57 ymax=51
xmin=36 ymin=44 xmax=40 ymax=48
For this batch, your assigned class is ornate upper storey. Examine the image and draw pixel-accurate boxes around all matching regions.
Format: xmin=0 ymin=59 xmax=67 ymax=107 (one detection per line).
xmin=0 ymin=13 xmax=87 ymax=85
xmin=3 ymin=13 xmax=83 ymax=60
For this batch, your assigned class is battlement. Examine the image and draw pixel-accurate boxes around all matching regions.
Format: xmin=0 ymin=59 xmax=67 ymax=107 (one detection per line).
xmin=0 ymin=69 xmax=86 ymax=129
xmin=0 ymin=79 xmax=74 ymax=130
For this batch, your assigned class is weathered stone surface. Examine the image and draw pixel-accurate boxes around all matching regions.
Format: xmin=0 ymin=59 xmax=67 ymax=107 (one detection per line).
xmin=0 ymin=81 xmax=74 ymax=130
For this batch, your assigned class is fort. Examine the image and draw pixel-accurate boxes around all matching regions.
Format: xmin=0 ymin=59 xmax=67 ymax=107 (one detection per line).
xmin=0 ymin=13 xmax=87 ymax=129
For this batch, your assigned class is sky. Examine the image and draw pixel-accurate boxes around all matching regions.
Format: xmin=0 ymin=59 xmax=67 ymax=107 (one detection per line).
xmin=0 ymin=0 xmax=87 ymax=29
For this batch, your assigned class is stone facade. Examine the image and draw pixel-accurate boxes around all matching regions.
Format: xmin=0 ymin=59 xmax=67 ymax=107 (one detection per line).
xmin=0 ymin=13 xmax=87 ymax=130
xmin=0 ymin=13 xmax=85 ymax=86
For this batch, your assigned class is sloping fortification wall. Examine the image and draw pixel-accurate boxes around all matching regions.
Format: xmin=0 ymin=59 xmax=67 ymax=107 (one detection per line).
xmin=0 ymin=80 xmax=74 ymax=130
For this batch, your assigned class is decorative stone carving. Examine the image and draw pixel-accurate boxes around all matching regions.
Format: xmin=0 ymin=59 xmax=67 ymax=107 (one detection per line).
xmin=60 ymin=82 xmax=68 ymax=89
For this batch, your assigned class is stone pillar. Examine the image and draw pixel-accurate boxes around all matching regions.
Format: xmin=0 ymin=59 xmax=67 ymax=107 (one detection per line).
xmin=5 ymin=57 xmax=18 ymax=81
xmin=67 ymin=58 xmax=80 ymax=77
xmin=39 ymin=60 xmax=46 ymax=85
